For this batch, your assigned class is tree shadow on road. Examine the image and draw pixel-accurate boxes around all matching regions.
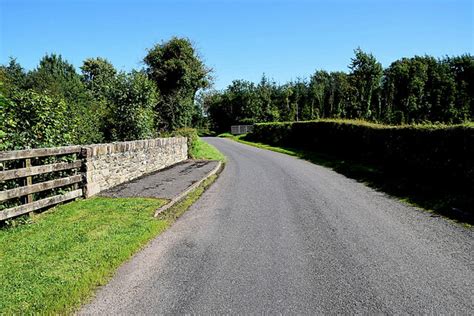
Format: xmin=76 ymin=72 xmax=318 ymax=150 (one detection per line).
xmin=235 ymin=135 xmax=473 ymax=226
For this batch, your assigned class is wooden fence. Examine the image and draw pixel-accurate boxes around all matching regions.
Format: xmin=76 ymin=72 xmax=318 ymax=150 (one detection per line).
xmin=0 ymin=146 xmax=84 ymax=221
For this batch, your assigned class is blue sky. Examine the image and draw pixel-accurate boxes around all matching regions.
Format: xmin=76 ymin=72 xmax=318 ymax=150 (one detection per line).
xmin=1 ymin=0 xmax=473 ymax=89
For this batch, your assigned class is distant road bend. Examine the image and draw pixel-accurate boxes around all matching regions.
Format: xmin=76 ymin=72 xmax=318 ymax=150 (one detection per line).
xmin=81 ymin=137 xmax=473 ymax=314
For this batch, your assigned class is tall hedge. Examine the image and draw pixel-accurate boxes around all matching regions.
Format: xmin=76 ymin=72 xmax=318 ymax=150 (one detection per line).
xmin=248 ymin=120 xmax=474 ymax=212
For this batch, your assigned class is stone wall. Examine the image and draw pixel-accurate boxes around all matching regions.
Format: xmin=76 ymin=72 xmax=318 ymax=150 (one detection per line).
xmin=82 ymin=137 xmax=187 ymax=197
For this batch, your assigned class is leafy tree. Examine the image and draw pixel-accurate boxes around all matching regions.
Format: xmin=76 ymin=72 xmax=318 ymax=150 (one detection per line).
xmin=108 ymin=71 xmax=158 ymax=141
xmin=80 ymin=57 xmax=119 ymax=140
xmin=144 ymin=37 xmax=212 ymax=130
xmin=328 ymin=71 xmax=351 ymax=118
xmin=203 ymin=91 xmax=230 ymax=133
xmin=81 ymin=57 xmax=117 ymax=100
xmin=348 ymin=48 xmax=383 ymax=120
xmin=382 ymin=55 xmax=467 ymax=124
xmin=27 ymin=54 xmax=82 ymax=100
xmin=447 ymin=55 xmax=474 ymax=121
xmin=0 ymin=58 xmax=28 ymax=97
xmin=256 ymin=74 xmax=280 ymax=122
xmin=309 ymin=71 xmax=330 ymax=119
xmin=27 ymin=54 xmax=103 ymax=144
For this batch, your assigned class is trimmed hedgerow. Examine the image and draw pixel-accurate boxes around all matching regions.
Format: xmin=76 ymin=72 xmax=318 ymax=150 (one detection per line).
xmin=248 ymin=120 xmax=474 ymax=215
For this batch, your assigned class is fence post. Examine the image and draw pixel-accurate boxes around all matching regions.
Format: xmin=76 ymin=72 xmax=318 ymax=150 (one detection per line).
xmin=79 ymin=147 xmax=90 ymax=198
xmin=24 ymin=158 xmax=33 ymax=204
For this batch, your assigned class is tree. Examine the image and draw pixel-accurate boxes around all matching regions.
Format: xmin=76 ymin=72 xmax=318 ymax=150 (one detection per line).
xmin=27 ymin=54 xmax=104 ymax=143
xmin=382 ymin=55 xmax=461 ymax=124
xmin=256 ymin=74 xmax=280 ymax=122
xmin=348 ymin=48 xmax=383 ymax=120
xmin=203 ymin=91 xmax=230 ymax=133
xmin=108 ymin=71 xmax=158 ymax=141
xmin=81 ymin=57 xmax=117 ymax=100
xmin=446 ymin=55 xmax=474 ymax=121
xmin=144 ymin=37 xmax=212 ymax=130
xmin=27 ymin=54 xmax=83 ymax=100
xmin=80 ymin=57 xmax=119 ymax=140
xmin=0 ymin=58 xmax=28 ymax=97
xmin=309 ymin=70 xmax=330 ymax=119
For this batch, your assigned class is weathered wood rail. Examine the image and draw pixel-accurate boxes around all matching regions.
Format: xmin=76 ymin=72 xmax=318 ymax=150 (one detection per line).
xmin=0 ymin=146 xmax=84 ymax=221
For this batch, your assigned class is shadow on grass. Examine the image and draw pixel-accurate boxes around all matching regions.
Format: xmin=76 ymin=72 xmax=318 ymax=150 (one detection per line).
xmin=234 ymin=135 xmax=473 ymax=225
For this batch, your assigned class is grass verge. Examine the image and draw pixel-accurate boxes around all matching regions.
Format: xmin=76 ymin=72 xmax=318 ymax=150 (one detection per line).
xmin=0 ymin=154 xmax=223 ymax=314
xmin=190 ymin=137 xmax=226 ymax=162
xmin=0 ymin=197 xmax=167 ymax=314
xmin=220 ymin=133 xmax=473 ymax=226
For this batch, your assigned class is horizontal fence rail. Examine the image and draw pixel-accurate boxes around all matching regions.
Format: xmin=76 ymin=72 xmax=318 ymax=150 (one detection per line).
xmin=0 ymin=146 xmax=84 ymax=221
xmin=0 ymin=174 xmax=82 ymax=202
xmin=0 ymin=161 xmax=82 ymax=181
xmin=0 ymin=146 xmax=82 ymax=162
xmin=0 ymin=189 xmax=83 ymax=221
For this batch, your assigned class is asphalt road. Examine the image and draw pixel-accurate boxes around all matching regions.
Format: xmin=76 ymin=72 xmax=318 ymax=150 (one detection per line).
xmin=81 ymin=137 xmax=473 ymax=314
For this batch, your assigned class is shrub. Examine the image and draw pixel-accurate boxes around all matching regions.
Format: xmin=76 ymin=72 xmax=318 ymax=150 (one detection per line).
xmin=170 ymin=127 xmax=199 ymax=157
xmin=0 ymin=90 xmax=73 ymax=150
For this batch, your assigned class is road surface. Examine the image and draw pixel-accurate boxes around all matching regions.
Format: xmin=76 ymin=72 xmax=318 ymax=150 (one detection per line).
xmin=81 ymin=137 xmax=473 ymax=314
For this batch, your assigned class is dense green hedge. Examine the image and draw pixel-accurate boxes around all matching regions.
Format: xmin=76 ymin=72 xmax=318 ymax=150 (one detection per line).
xmin=248 ymin=120 xmax=474 ymax=213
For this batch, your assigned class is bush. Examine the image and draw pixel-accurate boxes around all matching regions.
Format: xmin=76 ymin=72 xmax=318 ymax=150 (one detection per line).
xmin=170 ymin=127 xmax=199 ymax=157
xmin=0 ymin=90 xmax=73 ymax=150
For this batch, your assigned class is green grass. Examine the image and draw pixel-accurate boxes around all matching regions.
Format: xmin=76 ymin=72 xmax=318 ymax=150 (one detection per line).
xmin=220 ymin=133 xmax=473 ymax=226
xmin=0 ymin=197 xmax=169 ymax=314
xmin=190 ymin=137 xmax=226 ymax=161
xmin=0 ymin=157 xmax=223 ymax=314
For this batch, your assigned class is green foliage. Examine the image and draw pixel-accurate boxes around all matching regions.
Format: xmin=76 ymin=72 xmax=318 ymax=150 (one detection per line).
xmin=0 ymin=90 xmax=73 ymax=150
xmin=170 ymin=127 xmax=199 ymax=155
xmin=80 ymin=57 xmax=117 ymax=100
xmin=248 ymin=120 xmax=474 ymax=215
xmin=27 ymin=54 xmax=82 ymax=99
xmin=0 ymin=58 xmax=28 ymax=97
xmin=144 ymin=37 xmax=212 ymax=130
xmin=348 ymin=48 xmax=383 ymax=120
xmin=206 ymin=51 xmax=473 ymax=132
xmin=27 ymin=54 xmax=104 ymax=144
xmin=108 ymin=71 xmax=158 ymax=141
xmin=383 ymin=55 xmax=473 ymax=124
xmin=1 ymin=39 xmax=215 ymax=150
xmin=0 ymin=197 xmax=166 ymax=314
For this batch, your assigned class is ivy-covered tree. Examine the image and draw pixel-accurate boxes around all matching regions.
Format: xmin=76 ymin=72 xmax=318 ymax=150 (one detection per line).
xmin=144 ymin=37 xmax=212 ymax=130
